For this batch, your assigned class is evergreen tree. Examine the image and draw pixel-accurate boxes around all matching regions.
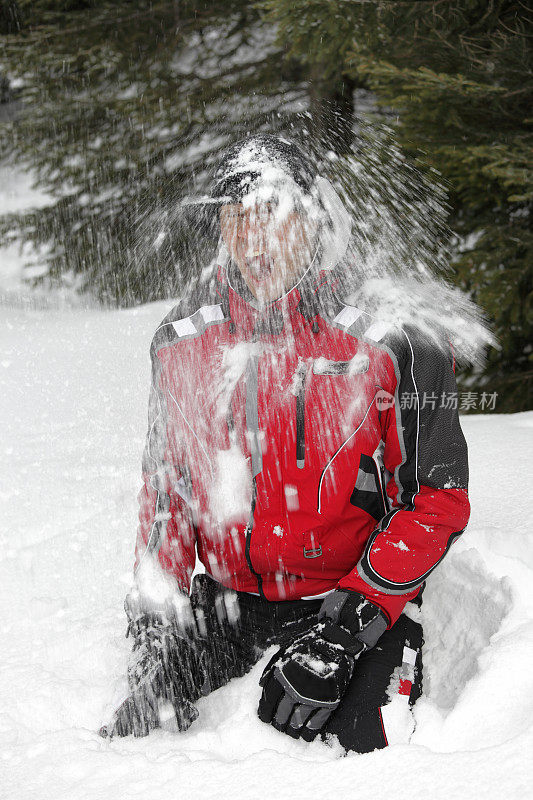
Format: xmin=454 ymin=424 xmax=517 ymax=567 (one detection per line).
xmin=0 ymin=1 xmax=22 ymax=35
xmin=2 ymin=1 xmax=531 ymax=408
xmin=0 ymin=1 xmax=306 ymax=304
xmin=263 ymin=0 xmax=532 ymax=410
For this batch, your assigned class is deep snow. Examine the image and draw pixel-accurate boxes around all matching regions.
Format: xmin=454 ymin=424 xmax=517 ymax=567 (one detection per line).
xmin=1 ymin=300 xmax=532 ymax=800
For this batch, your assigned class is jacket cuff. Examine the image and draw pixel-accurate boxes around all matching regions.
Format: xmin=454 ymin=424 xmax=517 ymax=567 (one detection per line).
xmin=337 ymin=567 xmax=420 ymax=627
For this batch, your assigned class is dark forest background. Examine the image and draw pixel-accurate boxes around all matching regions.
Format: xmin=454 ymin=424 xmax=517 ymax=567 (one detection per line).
xmin=0 ymin=0 xmax=531 ymax=410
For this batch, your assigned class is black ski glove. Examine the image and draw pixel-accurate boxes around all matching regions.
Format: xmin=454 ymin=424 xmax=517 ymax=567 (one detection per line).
xmin=257 ymin=590 xmax=388 ymax=741
xmin=99 ymin=592 xmax=205 ymax=739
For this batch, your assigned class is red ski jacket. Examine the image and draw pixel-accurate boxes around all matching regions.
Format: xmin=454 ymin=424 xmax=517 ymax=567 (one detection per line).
xmin=135 ymin=266 xmax=470 ymax=626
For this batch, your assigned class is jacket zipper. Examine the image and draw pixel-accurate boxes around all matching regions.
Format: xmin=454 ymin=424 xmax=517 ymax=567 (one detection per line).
xmin=243 ymin=355 xmax=265 ymax=599
xmin=244 ymin=477 xmax=265 ymax=598
xmin=295 ymin=361 xmax=307 ymax=469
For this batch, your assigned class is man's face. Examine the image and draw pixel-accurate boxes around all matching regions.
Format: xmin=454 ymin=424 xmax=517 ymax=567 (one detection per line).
xmin=220 ymin=201 xmax=316 ymax=303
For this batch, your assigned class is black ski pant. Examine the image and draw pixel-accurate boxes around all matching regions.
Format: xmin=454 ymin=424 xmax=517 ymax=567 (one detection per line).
xmin=185 ymin=573 xmax=423 ymax=754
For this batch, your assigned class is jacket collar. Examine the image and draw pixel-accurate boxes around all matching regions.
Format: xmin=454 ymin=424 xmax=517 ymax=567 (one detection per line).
xmin=217 ymin=261 xmax=342 ymax=339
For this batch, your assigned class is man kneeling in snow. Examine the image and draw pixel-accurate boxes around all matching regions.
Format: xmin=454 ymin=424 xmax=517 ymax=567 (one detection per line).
xmin=101 ymin=136 xmax=470 ymax=752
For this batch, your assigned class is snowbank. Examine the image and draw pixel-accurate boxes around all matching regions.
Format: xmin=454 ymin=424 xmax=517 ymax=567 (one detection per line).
xmin=1 ymin=302 xmax=532 ymax=800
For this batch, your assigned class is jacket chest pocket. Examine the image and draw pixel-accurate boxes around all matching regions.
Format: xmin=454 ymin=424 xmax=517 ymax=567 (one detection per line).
xmin=296 ymin=356 xmax=372 ymax=473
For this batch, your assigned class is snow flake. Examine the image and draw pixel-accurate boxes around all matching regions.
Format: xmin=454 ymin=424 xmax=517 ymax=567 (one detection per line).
xmin=389 ymin=539 xmax=410 ymax=551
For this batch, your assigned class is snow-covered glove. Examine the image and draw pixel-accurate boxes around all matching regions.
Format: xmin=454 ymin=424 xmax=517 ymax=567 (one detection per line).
xmin=99 ymin=591 xmax=205 ymax=739
xmin=100 ymin=621 xmax=202 ymax=738
xmin=257 ymin=590 xmax=388 ymax=740
xmin=124 ymin=585 xmax=201 ymax=642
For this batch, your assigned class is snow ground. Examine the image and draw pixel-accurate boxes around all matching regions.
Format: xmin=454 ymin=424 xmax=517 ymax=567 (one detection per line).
xmin=1 ymin=300 xmax=532 ymax=800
